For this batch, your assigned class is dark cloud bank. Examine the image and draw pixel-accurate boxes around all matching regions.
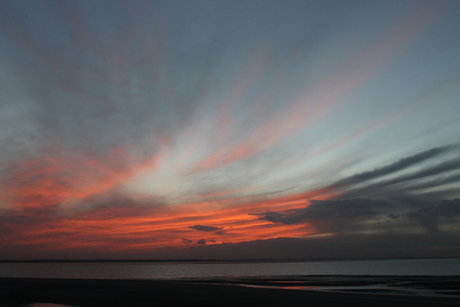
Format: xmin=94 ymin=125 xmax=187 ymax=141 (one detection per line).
xmin=3 ymin=231 xmax=460 ymax=260
xmin=255 ymin=198 xmax=460 ymax=235
xmin=189 ymin=225 xmax=221 ymax=232
xmin=254 ymin=145 xmax=460 ymax=234
xmin=196 ymin=239 xmax=207 ymax=245
xmin=151 ymin=233 xmax=460 ymax=260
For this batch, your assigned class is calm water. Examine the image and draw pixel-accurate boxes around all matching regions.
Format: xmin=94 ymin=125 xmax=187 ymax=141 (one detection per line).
xmin=1 ymin=258 xmax=460 ymax=280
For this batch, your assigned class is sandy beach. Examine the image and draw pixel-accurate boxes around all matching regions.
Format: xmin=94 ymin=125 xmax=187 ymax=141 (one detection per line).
xmin=1 ymin=276 xmax=460 ymax=307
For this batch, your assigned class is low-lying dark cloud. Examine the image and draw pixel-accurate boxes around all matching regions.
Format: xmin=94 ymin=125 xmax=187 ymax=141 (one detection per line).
xmin=255 ymin=198 xmax=460 ymax=234
xmin=409 ymin=198 xmax=460 ymax=217
xmin=254 ymin=198 xmax=398 ymax=233
xmin=405 ymin=198 xmax=460 ymax=232
xmin=189 ymin=225 xmax=221 ymax=232
xmin=149 ymin=233 xmax=460 ymax=260
xmin=255 ymin=198 xmax=393 ymax=225
xmin=196 ymin=239 xmax=206 ymax=245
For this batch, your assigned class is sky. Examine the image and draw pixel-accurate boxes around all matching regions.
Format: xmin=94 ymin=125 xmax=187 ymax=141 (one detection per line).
xmin=1 ymin=0 xmax=460 ymax=260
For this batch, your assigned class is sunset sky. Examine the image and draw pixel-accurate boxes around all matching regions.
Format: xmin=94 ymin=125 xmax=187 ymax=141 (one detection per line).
xmin=1 ymin=0 xmax=460 ymax=260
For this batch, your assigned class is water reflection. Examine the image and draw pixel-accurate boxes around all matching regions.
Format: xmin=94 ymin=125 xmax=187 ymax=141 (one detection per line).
xmin=2 ymin=258 xmax=460 ymax=280
xmin=28 ymin=303 xmax=78 ymax=307
xmin=241 ymin=284 xmax=314 ymax=290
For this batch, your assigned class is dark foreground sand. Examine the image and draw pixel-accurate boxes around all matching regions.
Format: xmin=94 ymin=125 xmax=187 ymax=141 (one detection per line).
xmin=1 ymin=276 xmax=460 ymax=307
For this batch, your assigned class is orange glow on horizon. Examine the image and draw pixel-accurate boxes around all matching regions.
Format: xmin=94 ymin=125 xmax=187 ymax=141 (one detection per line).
xmin=1 ymin=157 xmax=334 ymax=254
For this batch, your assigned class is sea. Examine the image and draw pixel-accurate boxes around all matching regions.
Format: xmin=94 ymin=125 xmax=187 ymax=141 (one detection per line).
xmin=1 ymin=258 xmax=460 ymax=280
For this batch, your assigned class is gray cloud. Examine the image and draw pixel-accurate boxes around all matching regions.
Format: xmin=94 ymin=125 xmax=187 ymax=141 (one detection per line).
xmin=405 ymin=198 xmax=460 ymax=232
xmin=407 ymin=198 xmax=460 ymax=218
xmin=340 ymin=156 xmax=460 ymax=200
xmin=329 ymin=145 xmax=455 ymax=191
xmin=196 ymin=239 xmax=206 ymax=245
xmin=189 ymin=225 xmax=221 ymax=232
xmin=182 ymin=238 xmax=192 ymax=244
xmin=255 ymin=198 xmax=393 ymax=225
xmin=256 ymin=198 xmax=460 ymax=235
xmin=400 ymin=172 xmax=460 ymax=192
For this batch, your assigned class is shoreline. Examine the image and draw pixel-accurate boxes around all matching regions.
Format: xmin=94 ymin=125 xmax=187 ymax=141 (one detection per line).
xmin=1 ymin=276 xmax=460 ymax=307
xmin=2 ymin=256 xmax=459 ymax=263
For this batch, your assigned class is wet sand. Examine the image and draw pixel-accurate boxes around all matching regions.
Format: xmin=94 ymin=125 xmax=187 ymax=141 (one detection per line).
xmin=1 ymin=276 xmax=459 ymax=307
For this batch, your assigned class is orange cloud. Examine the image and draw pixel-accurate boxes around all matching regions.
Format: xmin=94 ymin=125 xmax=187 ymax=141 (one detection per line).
xmin=0 ymin=182 xmax=335 ymax=254
xmin=1 ymin=141 xmax=167 ymax=211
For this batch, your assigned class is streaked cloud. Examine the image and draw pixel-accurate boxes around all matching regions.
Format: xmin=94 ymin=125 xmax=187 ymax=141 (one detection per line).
xmin=0 ymin=0 xmax=460 ymax=259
